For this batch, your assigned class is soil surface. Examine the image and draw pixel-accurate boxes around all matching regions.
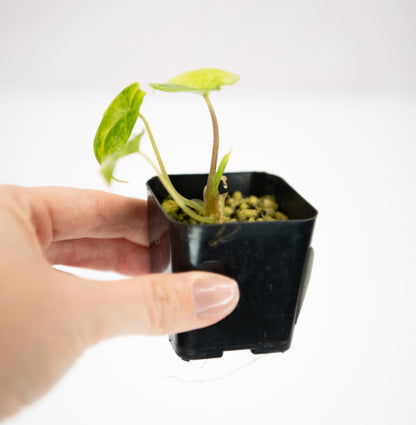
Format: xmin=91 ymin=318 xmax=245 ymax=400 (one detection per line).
xmin=162 ymin=191 xmax=288 ymax=224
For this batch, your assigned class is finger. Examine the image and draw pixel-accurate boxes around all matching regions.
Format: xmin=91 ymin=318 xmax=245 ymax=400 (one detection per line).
xmin=68 ymin=271 xmax=240 ymax=340
xmin=26 ymin=187 xmax=148 ymax=249
xmin=45 ymin=238 xmax=150 ymax=276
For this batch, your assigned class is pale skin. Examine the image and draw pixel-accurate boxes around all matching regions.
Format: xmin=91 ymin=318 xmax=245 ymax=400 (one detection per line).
xmin=0 ymin=186 xmax=239 ymax=420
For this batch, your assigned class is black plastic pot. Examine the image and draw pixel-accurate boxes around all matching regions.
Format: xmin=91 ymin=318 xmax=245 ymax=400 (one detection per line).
xmin=146 ymin=172 xmax=318 ymax=361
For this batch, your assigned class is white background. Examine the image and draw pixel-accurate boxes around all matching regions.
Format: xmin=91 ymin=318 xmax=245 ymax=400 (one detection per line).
xmin=1 ymin=1 xmax=415 ymax=424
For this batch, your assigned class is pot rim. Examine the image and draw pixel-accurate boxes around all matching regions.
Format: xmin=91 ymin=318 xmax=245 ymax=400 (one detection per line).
xmin=146 ymin=171 xmax=318 ymax=227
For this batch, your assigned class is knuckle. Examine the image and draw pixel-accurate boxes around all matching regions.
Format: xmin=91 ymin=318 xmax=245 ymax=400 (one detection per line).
xmin=142 ymin=278 xmax=182 ymax=335
xmin=95 ymin=193 xmax=108 ymax=220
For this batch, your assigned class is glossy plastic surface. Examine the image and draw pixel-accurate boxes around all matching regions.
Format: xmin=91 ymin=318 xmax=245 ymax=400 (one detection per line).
xmin=146 ymin=172 xmax=318 ymax=361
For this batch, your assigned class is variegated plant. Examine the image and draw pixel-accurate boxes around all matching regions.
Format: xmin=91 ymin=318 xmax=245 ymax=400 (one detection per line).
xmin=93 ymin=68 xmax=240 ymax=224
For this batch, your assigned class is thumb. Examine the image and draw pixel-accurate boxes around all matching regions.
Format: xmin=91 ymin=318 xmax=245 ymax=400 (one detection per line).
xmin=78 ymin=272 xmax=239 ymax=342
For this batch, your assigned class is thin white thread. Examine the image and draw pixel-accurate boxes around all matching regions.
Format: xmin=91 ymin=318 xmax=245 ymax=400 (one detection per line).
xmin=163 ymin=354 xmax=268 ymax=385
xmin=193 ymin=359 xmax=208 ymax=371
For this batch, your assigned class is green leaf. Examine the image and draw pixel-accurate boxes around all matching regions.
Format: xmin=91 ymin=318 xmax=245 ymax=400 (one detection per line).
xmin=100 ymin=132 xmax=143 ymax=185
xmin=150 ymin=68 xmax=240 ymax=95
xmin=209 ymin=149 xmax=231 ymax=198
xmin=94 ymin=83 xmax=145 ymax=164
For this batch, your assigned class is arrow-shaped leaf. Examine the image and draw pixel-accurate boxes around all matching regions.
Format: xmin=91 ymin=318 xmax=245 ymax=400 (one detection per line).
xmin=150 ymin=68 xmax=240 ymax=95
xmin=94 ymin=83 xmax=145 ymax=164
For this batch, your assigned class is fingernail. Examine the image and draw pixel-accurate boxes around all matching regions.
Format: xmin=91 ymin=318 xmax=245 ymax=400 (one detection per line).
xmin=193 ymin=276 xmax=238 ymax=319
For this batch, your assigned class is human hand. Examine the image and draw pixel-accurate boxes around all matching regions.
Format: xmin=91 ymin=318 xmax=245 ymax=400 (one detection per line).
xmin=0 ymin=186 xmax=239 ymax=419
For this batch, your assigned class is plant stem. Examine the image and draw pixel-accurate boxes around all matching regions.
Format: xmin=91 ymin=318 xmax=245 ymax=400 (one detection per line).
xmin=203 ymin=93 xmax=219 ymax=216
xmin=138 ymin=112 xmax=168 ymax=176
xmin=137 ymin=117 xmax=213 ymax=222
xmin=139 ymin=150 xmax=215 ymax=224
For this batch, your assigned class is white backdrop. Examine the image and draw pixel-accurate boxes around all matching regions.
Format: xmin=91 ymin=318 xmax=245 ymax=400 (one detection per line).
xmin=0 ymin=1 xmax=415 ymax=424
xmin=1 ymin=0 xmax=416 ymax=89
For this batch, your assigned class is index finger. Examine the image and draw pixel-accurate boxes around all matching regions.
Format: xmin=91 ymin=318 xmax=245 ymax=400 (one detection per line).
xmin=26 ymin=187 xmax=149 ymax=249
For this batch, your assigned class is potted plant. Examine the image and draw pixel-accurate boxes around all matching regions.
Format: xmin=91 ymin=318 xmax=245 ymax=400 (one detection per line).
xmin=93 ymin=68 xmax=318 ymax=361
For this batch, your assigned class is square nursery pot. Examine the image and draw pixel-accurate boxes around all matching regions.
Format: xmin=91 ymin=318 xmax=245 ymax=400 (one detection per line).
xmin=146 ymin=172 xmax=318 ymax=361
